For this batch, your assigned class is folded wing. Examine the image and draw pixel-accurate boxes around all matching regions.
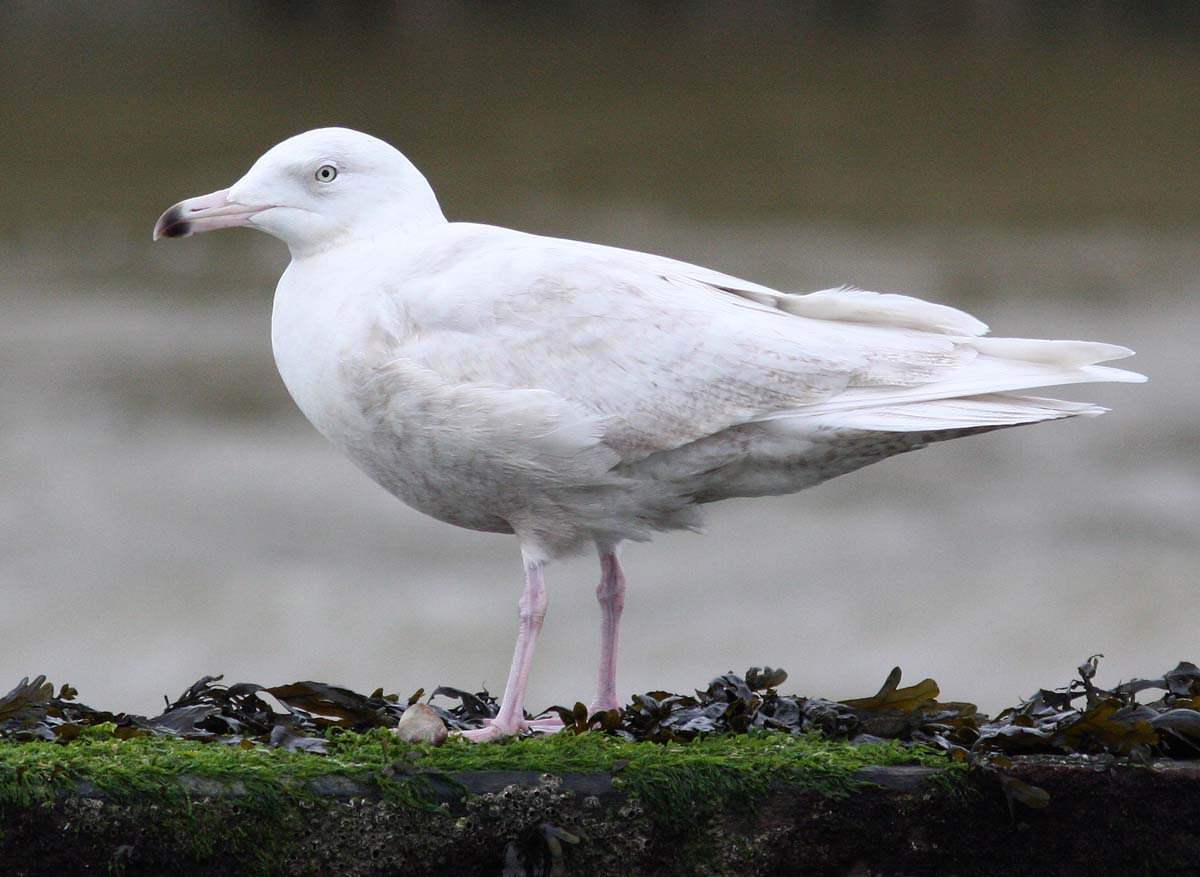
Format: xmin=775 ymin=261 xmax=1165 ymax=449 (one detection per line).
xmin=392 ymin=228 xmax=1143 ymax=463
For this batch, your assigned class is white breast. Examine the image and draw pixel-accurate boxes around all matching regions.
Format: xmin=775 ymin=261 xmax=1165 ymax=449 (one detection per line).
xmin=268 ymin=244 xmax=529 ymax=536
xmin=270 ymin=252 xmax=382 ymax=452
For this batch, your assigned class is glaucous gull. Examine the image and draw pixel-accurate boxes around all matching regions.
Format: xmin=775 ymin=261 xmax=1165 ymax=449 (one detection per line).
xmin=154 ymin=128 xmax=1143 ymax=741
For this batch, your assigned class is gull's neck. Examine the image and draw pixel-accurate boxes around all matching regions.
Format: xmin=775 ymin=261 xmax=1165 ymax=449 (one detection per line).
xmin=288 ymin=204 xmax=449 ymax=261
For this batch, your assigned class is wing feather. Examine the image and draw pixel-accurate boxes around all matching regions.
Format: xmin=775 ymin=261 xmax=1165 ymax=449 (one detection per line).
xmin=381 ymin=226 xmax=1143 ymax=465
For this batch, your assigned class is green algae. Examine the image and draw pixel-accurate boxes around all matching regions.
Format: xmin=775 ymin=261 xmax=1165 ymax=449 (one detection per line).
xmin=0 ymin=735 xmax=333 ymax=871
xmin=0 ymin=728 xmax=956 ymax=828
xmin=0 ymin=735 xmax=343 ymax=808
xmin=0 ymin=731 xmax=967 ymax=875
xmin=343 ymin=729 xmax=955 ymax=829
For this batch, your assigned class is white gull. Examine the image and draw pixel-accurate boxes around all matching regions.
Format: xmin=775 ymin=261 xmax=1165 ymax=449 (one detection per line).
xmin=154 ymin=127 xmax=1144 ymax=741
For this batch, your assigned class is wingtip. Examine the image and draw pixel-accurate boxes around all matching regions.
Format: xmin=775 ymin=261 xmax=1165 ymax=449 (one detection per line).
xmin=1101 ymin=343 xmax=1136 ymax=362
xmin=1096 ymin=366 xmax=1148 ymax=383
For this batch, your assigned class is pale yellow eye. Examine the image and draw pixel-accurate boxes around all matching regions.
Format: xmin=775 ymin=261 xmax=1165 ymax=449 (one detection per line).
xmin=315 ymin=164 xmax=338 ymax=183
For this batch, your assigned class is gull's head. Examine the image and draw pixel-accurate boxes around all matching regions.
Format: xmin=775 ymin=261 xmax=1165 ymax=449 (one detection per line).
xmin=153 ymin=127 xmax=445 ymax=255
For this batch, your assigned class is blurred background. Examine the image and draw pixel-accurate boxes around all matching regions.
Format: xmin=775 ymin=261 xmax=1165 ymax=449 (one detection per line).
xmin=2 ymin=2 xmax=1197 ymax=715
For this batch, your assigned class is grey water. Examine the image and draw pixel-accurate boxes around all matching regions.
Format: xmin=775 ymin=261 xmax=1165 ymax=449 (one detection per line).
xmin=2 ymin=9 xmax=1197 ymax=715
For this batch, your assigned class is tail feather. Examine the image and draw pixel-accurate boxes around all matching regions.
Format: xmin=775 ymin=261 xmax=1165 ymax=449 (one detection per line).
xmin=804 ymin=392 xmax=1107 ymax=432
xmin=760 ymin=331 xmax=1144 ymax=431
xmin=772 ymin=361 xmax=1143 ymax=421
xmin=963 ymin=337 xmax=1135 ymax=368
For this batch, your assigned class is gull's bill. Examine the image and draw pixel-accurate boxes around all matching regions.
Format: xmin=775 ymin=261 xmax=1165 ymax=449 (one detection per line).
xmin=153 ymin=188 xmax=268 ymax=240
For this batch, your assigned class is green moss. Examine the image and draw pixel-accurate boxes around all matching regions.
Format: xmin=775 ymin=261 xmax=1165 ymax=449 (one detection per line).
xmin=0 ymin=736 xmax=334 ymax=870
xmin=1 ymin=736 xmax=341 ymax=808
xmin=0 ymin=729 xmax=959 ymax=873
xmin=364 ymin=729 xmax=951 ymax=830
xmin=3 ymin=728 xmax=953 ymax=820
xmin=0 ymin=728 xmax=953 ymax=801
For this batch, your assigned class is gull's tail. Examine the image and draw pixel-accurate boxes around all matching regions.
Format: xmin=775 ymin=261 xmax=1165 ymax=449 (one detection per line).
xmin=793 ymin=337 xmax=1145 ymax=433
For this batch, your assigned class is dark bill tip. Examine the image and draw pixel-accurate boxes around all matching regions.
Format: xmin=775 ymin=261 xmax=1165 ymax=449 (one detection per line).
xmin=153 ymin=205 xmax=191 ymax=241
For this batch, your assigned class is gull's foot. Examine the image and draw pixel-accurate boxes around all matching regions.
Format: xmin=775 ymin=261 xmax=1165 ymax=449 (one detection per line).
xmin=457 ymin=723 xmax=512 ymax=743
xmin=456 ymin=714 xmax=565 ymax=743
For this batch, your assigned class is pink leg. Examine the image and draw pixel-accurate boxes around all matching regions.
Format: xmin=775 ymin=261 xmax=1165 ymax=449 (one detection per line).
xmin=460 ymin=556 xmax=556 ymax=742
xmin=589 ymin=548 xmax=627 ymax=715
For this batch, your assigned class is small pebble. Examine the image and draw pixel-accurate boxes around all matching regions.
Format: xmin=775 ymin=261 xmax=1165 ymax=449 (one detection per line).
xmin=393 ymin=703 xmax=449 ymax=745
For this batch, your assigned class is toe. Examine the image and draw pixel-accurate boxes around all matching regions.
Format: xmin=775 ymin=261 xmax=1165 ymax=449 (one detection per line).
xmin=525 ymin=716 xmax=565 ymax=734
xmin=458 ymin=725 xmax=507 ymax=743
xmin=457 ymin=714 xmax=565 ymax=742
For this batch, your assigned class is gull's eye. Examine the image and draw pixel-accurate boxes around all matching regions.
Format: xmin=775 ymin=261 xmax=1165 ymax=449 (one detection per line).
xmin=315 ymin=164 xmax=338 ymax=183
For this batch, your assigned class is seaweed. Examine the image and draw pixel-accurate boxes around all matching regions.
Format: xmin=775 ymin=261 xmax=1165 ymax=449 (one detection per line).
xmin=3 ymin=659 xmax=1199 ymax=764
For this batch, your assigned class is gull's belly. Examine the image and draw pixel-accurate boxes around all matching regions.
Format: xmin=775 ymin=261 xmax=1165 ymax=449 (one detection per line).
xmin=343 ymin=426 xmax=517 ymax=535
xmin=277 ymin=351 xmax=516 ymax=534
